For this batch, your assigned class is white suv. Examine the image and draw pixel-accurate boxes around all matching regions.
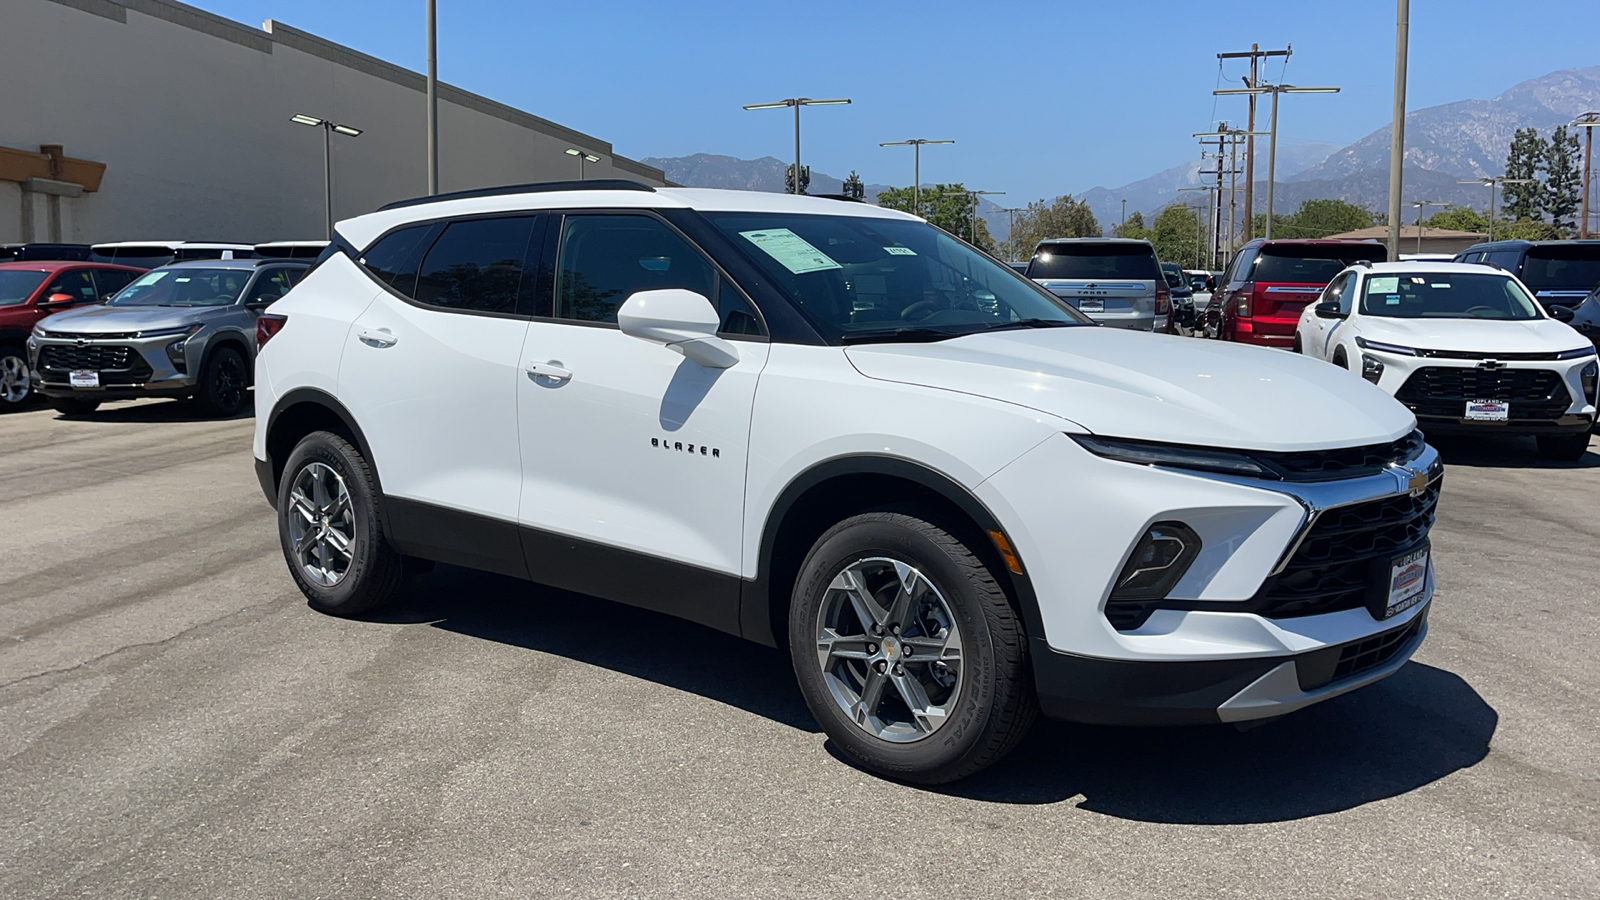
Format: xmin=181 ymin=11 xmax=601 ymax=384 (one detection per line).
xmin=253 ymin=180 xmax=1440 ymax=783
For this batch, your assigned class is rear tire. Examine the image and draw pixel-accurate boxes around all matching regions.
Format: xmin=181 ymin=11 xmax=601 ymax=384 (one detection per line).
xmin=0 ymin=345 xmax=33 ymax=410
xmin=195 ymin=346 xmax=249 ymax=418
xmin=49 ymin=397 xmax=100 ymax=417
xmin=278 ymin=430 xmax=408 ymax=617
xmin=1536 ymin=432 xmax=1590 ymax=461
xmin=789 ymin=507 xmax=1037 ymax=784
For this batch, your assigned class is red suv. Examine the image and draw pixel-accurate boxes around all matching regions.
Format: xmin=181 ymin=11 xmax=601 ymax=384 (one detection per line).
xmin=0 ymin=261 xmax=145 ymax=409
xmin=1206 ymin=239 xmax=1387 ymax=346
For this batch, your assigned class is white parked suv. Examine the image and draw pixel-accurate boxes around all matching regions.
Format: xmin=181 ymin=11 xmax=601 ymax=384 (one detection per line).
xmin=1294 ymin=261 xmax=1597 ymax=460
xmin=253 ymin=180 xmax=1441 ymax=783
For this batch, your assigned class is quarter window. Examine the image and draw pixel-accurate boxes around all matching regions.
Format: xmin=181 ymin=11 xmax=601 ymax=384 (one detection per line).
xmin=247 ymin=269 xmax=297 ymax=305
xmin=414 ymin=216 xmax=537 ymax=315
xmin=555 ymin=215 xmax=716 ymax=324
xmin=360 ymin=224 xmax=438 ymax=297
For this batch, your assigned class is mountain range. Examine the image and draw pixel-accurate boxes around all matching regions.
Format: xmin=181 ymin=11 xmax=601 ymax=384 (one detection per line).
xmin=644 ymin=66 xmax=1599 ymax=234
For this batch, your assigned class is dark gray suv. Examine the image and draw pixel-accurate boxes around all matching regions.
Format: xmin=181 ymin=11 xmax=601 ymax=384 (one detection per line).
xmin=29 ymin=258 xmax=307 ymax=417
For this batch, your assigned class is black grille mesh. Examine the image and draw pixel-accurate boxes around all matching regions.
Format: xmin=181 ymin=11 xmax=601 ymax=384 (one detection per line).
xmin=1396 ymin=367 xmax=1570 ymax=421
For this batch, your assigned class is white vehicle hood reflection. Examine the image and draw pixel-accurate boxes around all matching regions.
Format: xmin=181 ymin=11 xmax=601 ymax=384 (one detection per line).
xmin=1355 ymin=316 xmax=1586 ymax=355
xmin=844 ymin=327 xmax=1416 ymax=453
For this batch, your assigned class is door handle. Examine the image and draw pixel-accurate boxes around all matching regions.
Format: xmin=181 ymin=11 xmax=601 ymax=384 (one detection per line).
xmin=358 ymin=327 xmax=398 ymax=347
xmin=525 ymin=360 xmax=572 ymax=382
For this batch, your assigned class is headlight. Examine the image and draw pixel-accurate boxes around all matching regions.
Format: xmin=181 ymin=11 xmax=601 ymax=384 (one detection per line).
xmin=31 ymin=324 xmax=47 ymax=338
xmin=137 ymin=324 xmax=204 ymax=339
xmin=1072 ymin=434 xmax=1273 ymax=477
xmin=1361 ymin=354 xmax=1385 ymax=384
xmin=1354 ymin=336 xmax=1417 ymax=356
xmin=1556 ymin=346 xmax=1597 ymax=359
xmin=1583 ymin=361 xmax=1597 ymax=403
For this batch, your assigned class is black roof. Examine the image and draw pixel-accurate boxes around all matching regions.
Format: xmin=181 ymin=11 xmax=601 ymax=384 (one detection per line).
xmin=379 ymin=179 xmax=656 ymax=212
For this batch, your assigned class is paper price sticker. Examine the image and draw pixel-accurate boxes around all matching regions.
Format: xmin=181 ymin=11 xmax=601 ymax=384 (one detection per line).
xmin=739 ymin=229 xmax=842 ymax=275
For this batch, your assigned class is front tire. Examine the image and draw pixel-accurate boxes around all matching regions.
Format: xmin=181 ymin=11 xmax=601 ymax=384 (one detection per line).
xmin=789 ymin=508 xmax=1036 ymax=784
xmin=1536 ymin=432 xmax=1590 ymax=461
xmin=277 ymin=430 xmax=407 ymax=616
xmin=0 ymin=345 xmax=33 ymax=410
xmin=195 ymin=345 xmax=249 ymax=417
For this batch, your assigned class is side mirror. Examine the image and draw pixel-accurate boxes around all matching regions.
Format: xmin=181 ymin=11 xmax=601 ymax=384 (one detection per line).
xmin=1313 ymin=300 xmax=1346 ymax=320
xmin=1549 ymin=305 xmax=1575 ymax=323
xmin=617 ymin=289 xmax=739 ymax=369
xmin=39 ymin=292 xmax=76 ymax=308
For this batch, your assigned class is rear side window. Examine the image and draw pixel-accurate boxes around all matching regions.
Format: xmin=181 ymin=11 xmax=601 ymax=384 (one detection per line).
xmin=1521 ymin=245 xmax=1600 ymax=289
xmin=1251 ymin=245 xmax=1385 ymax=284
xmin=555 ymin=214 xmax=716 ymax=324
xmin=414 ymin=216 xmax=537 ymax=315
xmin=360 ymin=224 xmax=438 ymax=297
xmin=1027 ymin=243 xmax=1159 ymax=280
xmin=1485 ymin=249 xmax=1522 ymax=272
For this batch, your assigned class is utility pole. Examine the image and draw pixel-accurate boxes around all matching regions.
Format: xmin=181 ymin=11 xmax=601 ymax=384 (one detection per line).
xmin=1218 ymin=44 xmax=1290 ymax=241
xmin=995 ymin=207 xmax=1023 ymax=261
xmin=1576 ymin=112 xmax=1599 ymax=239
xmin=1194 ymin=127 xmax=1256 ymax=257
xmin=1179 ymin=186 xmax=1217 ymax=267
xmin=1120 ymin=199 xmax=1127 ymax=231
xmin=1217 ymin=84 xmax=1341 ymax=239
xmin=426 ymin=0 xmax=438 ymax=195
xmin=880 ymin=139 xmax=954 ymax=211
xmin=1387 ymin=0 xmax=1410 ymax=260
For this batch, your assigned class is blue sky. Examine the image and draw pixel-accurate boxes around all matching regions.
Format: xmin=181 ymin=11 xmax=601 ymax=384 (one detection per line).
xmin=197 ymin=0 xmax=1598 ymax=203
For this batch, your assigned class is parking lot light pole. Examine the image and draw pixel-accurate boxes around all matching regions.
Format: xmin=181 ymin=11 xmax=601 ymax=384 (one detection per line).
xmin=565 ymin=148 xmax=602 ymax=180
xmin=934 ymin=188 xmax=1005 ymax=243
xmin=426 ymin=0 xmax=437 ymax=195
xmin=1215 ymin=84 xmax=1341 ymax=239
xmin=1458 ymin=177 xmax=1535 ymax=242
xmin=1407 ymin=200 xmax=1449 ymax=254
xmin=291 ymin=114 xmax=363 ymax=239
xmin=994 ymin=207 xmax=1022 ymax=261
xmin=744 ymin=98 xmax=851 ymax=194
xmin=1179 ymin=186 xmax=1217 ymax=268
xmin=1575 ymin=112 xmax=1599 ymax=238
xmin=879 ymin=139 xmax=955 ymax=211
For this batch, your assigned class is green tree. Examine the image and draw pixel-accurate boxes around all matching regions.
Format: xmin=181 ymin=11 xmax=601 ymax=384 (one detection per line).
xmin=876 ymin=183 xmax=997 ymax=254
xmin=1285 ymin=198 xmax=1375 ymax=237
xmin=1544 ymin=124 xmax=1582 ymax=234
xmin=1425 ymin=207 xmax=1490 ymax=233
xmin=1113 ymin=210 xmax=1147 ymax=239
xmin=841 ymin=170 xmax=865 ymax=201
xmin=1504 ymin=127 xmax=1547 ymax=222
xmin=1007 ymin=195 xmax=1103 ymax=259
xmin=1148 ymin=203 xmax=1202 ymax=265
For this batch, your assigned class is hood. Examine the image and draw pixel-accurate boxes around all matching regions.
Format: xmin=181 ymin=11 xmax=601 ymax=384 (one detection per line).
xmin=39 ymin=304 xmax=226 ymax=334
xmin=1360 ymin=316 xmax=1587 ymax=355
xmin=844 ymin=327 xmax=1414 ymax=452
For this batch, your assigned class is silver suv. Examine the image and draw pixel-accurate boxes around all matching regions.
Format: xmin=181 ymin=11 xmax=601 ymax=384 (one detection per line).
xmin=1024 ymin=238 xmax=1167 ymax=331
xmin=29 ymin=258 xmax=307 ymax=417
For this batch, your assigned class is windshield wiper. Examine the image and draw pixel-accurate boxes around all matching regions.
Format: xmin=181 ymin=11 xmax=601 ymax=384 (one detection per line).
xmin=839 ymin=327 xmax=966 ymax=345
xmin=987 ymin=318 xmax=1077 ymax=331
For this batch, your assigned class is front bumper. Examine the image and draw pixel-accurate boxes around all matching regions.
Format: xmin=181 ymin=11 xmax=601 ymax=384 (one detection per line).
xmin=1365 ymin=350 xmax=1597 ymax=436
xmin=29 ymin=330 xmax=201 ymax=399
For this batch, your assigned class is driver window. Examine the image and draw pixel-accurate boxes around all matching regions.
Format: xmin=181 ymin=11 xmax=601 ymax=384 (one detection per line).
xmin=44 ymin=270 xmax=98 ymax=305
xmin=246 ymin=269 xmax=295 ymax=305
xmin=1321 ymin=273 xmax=1353 ymax=314
xmin=555 ymin=215 xmax=716 ymax=324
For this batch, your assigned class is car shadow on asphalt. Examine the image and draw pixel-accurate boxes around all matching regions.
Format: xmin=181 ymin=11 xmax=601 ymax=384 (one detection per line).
xmin=372 ymin=565 xmax=1495 ymax=823
xmin=1428 ymin=432 xmax=1600 ymax=469
xmin=937 ymin=660 xmax=1495 ymax=823
xmin=47 ymin=397 xmax=255 ymax=423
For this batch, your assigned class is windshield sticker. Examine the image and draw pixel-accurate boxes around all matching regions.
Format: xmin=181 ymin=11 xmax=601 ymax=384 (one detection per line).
xmin=174 ymin=277 xmax=192 ymax=283
xmin=739 ymin=229 xmax=842 ymax=275
xmin=1430 ymin=283 xmax=1452 ymax=288
xmin=883 ymin=246 xmax=918 ymax=256
xmin=1368 ymin=276 xmax=1399 ymax=294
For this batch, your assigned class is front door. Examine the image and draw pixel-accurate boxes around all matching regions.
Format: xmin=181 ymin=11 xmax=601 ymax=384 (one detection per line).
xmin=515 ymin=212 xmax=769 ymax=633
xmin=1305 ymin=271 xmax=1353 ymax=360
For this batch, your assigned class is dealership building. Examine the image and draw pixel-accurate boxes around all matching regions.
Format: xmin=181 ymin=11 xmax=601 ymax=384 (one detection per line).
xmin=1 ymin=0 xmax=670 ymax=246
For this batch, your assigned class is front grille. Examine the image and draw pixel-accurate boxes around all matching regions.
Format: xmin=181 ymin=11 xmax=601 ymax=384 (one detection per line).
xmin=1396 ymin=366 xmax=1570 ymax=421
xmin=1297 ymin=611 xmax=1426 ymax=691
xmin=40 ymin=329 xmax=142 ymax=340
xmin=1257 ymin=430 xmax=1425 ymax=481
xmin=1255 ymin=479 xmax=1441 ymax=619
xmin=1416 ymin=348 xmax=1563 ymax=361
xmin=39 ymin=344 xmax=153 ymax=385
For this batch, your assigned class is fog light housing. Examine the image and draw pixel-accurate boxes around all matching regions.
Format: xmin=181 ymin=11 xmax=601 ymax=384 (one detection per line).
xmin=1583 ymin=361 xmax=1597 ymax=404
xmin=1110 ymin=522 xmax=1202 ymax=602
xmin=1361 ymin=354 xmax=1385 ymax=384
xmin=166 ymin=340 xmax=189 ymax=374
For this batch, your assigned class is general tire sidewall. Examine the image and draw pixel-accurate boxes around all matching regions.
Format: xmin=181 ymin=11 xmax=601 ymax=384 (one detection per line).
xmin=790 ymin=515 xmax=1002 ymax=779
xmin=277 ymin=433 xmax=385 ymax=615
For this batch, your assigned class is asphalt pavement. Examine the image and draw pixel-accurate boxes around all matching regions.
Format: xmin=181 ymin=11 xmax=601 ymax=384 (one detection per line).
xmin=1 ymin=399 xmax=1596 ymax=898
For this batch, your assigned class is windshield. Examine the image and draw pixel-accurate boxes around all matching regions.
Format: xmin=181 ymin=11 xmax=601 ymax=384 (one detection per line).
xmin=108 ymin=268 xmax=250 ymax=307
xmin=0 ymin=271 xmax=49 ymax=307
xmin=1522 ymin=245 xmax=1600 ymax=290
xmin=1254 ymin=245 xmax=1386 ymax=283
xmin=706 ymin=212 xmax=1090 ymax=344
xmin=1360 ymin=272 xmax=1543 ymax=320
xmin=1027 ymin=243 xmax=1159 ymax=280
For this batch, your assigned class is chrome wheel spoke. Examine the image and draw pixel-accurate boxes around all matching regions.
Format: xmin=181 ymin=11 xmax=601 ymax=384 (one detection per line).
xmin=853 ymin=669 xmax=890 ymax=727
xmin=831 ymin=567 xmax=885 ymax=631
xmin=287 ymin=462 xmax=356 ymax=587
xmin=288 ymin=490 xmax=317 ymax=524
xmin=902 ymin=631 xmax=962 ymax=666
xmin=815 ymin=628 xmax=874 ymax=669
xmin=322 ymin=526 xmax=352 ymax=558
xmin=890 ymin=670 xmax=950 ymax=734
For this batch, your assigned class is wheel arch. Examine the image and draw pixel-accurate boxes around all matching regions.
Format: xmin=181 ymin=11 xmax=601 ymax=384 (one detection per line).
xmin=263 ymin=389 xmax=386 ymax=524
xmin=742 ymin=455 xmax=1043 ymax=650
xmin=200 ymin=330 xmax=255 ymax=384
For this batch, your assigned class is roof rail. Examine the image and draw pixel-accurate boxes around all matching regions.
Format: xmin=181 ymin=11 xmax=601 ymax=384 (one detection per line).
xmin=808 ymin=193 xmax=865 ymax=203
xmin=380 ymin=179 xmax=656 ymax=212
xmin=1354 ymin=259 xmax=1373 ymax=267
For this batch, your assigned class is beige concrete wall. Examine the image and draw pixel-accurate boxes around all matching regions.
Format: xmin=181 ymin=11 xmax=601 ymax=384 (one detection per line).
xmin=0 ymin=0 xmax=668 ymax=244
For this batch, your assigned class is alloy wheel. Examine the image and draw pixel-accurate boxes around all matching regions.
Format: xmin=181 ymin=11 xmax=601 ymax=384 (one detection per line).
xmin=215 ymin=355 xmax=245 ymax=410
xmin=0 ymin=353 xmax=30 ymax=404
xmin=814 ymin=556 xmax=964 ymax=743
xmin=286 ymin=462 xmax=355 ymax=586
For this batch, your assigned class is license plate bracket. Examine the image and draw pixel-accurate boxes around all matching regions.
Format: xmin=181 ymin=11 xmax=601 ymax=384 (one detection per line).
xmin=1370 ymin=544 xmax=1429 ymax=619
xmin=1464 ymin=399 xmax=1509 ymax=421
xmin=1075 ymin=298 xmax=1104 ymax=313
xmin=69 ymin=370 xmax=100 ymax=388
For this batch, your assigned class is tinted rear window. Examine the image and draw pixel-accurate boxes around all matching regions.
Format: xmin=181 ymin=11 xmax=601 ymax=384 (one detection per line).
xmin=93 ymin=247 xmax=176 ymax=269
xmin=1522 ymin=245 xmax=1600 ymax=290
xmin=1028 ymin=243 xmax=1158 ymax=280
xmin=1251 ymin=244 xmax=1386 ymax=284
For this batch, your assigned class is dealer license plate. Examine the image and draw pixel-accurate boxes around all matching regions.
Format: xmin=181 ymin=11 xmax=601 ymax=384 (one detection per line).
xmin=1075 ymin=298 xmax=1104 ymax=313
xmin=1464 ymin=399 xmax=1509 ymax=421
xmin=69 ymin=370 xmax=100 ymax=388
xmin=1384 ymin=546 xmax=1429 ymax=618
